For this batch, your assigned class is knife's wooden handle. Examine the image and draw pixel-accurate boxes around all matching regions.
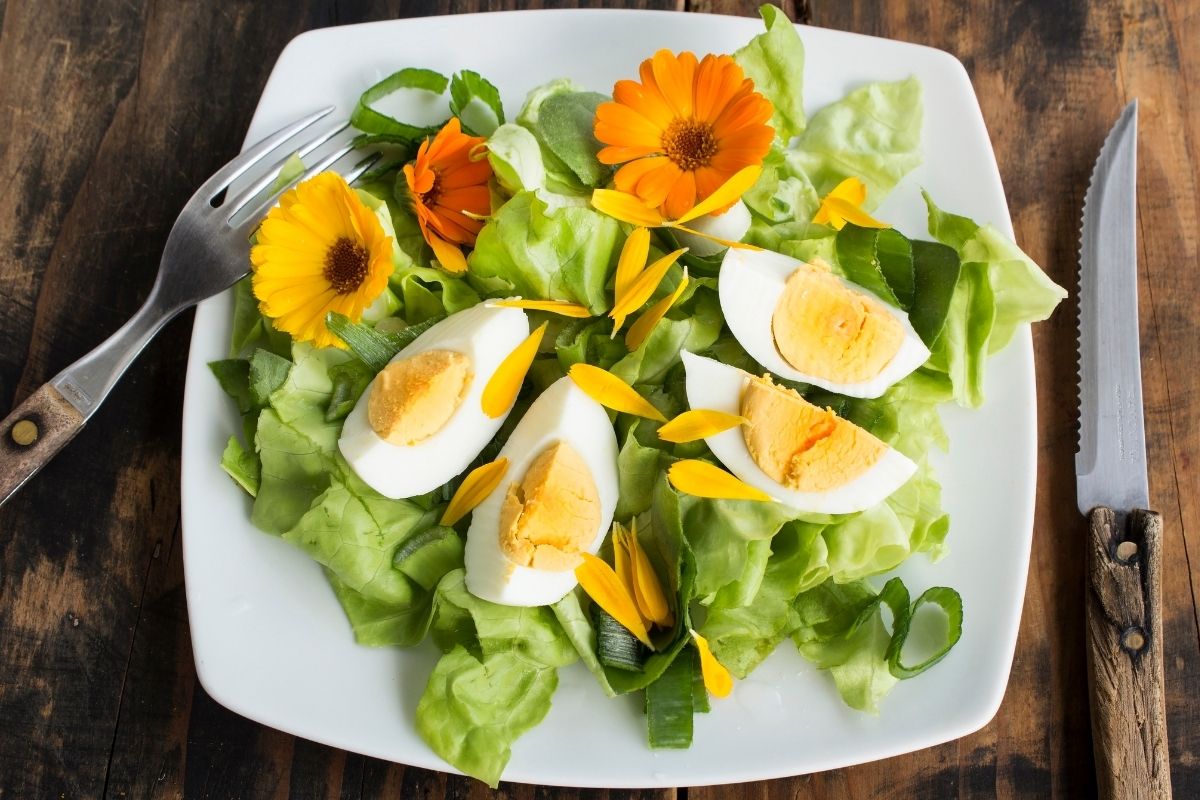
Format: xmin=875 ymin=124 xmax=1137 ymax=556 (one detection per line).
xmin=0 ymin=383 xmax=85 ymax=507
xmin=1086 ymin=506 xmax=1171 ymax=799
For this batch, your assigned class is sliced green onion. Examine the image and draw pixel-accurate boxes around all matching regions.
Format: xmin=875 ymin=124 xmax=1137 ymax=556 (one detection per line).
xmin=886 ymin=586 xmax=963 ymax=679
xmin=645 ymin=650 xmax=694 ymax=749
xmin=594 ymin=607 xmax=646 ymax=672
xmin=392 ymin=527 xmax=464 ymax=591
xmin=691 ymin=646 xmax=710 ymax=714
xmin=325 ymin=312 xmax=444 ymax=372
xmin=351 ymin=68 xmax=448 ymax=143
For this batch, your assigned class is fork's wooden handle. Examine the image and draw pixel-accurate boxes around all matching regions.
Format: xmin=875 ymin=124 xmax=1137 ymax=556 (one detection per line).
xmin=0 ymin=383 xmax=85 ymax=507
xmin=1086 ymin=506 xmax=1171 ymax=799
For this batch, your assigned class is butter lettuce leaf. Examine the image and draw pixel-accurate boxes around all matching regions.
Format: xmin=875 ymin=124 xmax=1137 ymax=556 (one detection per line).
xmin=417 ymin=646 xmax=559 ymax=788
xmin=734 ymin=4 xmax=807 ymax=141
xmin=468 ymin=191 xmax=619 ymax=313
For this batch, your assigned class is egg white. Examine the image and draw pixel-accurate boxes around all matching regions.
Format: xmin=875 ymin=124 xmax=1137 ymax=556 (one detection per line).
xmin=464 ymin=376 xmax=619 ymax=607
xmin=718 ymin=247 xmax=930 ymax=399
xmin=672 ymin=200 xmax=752 ymax=257
xmin=681 ymin=351 xmax=917 ymax=515
xmin=338 ymin=304 xmax=529 ymax=499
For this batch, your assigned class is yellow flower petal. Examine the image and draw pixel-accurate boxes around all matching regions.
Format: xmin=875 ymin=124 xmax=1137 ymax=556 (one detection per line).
xmin=625 ymin=269 xmax=688 ymax=351
xmin=672 ymin=224 xmax=762 ymax=251
xmin=626 ymin=519 xmax=673 ymax=627
xmin=674 ymin=166 xmax=763 ymax=224
xmin=691 ymin=629 xmax=733 ymax=698
xmin=440 ymin=457 xmax=509 ymax=526
xmin=481 ymin=321 xmax=547 ymax=418
xmin=667 ymin=459 xmax=773 ymax=502
xmin=823 ymin=197 xmax=889 ymax=229
xmin=611 ymin=523 xmax=640 ymax=612
xmin=568 ymin=363 xmax=667 ymax=422
xmin=615 ymin=227 xmax=652 ymax=301
xmin=609 ymin=248 xmax=686 ymax=334
xmin=591 ymin=189 xmax=667 ymax=227
xmin=428 ymin=233 xmax=469 ymax=274
xmin=657 ymin=409 xmax=746 ymax=443
xmin=491 ymin=299 xmax=592 ymax=318
xmin=828 ymin=176 xmax=868 ymax=205
xmin=576 ymin=552 xmax=653 ymax=647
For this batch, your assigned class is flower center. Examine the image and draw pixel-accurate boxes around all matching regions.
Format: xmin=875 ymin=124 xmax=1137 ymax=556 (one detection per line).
xmin=661 ymin=118 xmax=718 ymax=171
xmin=420 ymin=169 xmax=442 ymax=208
xmin=324 ymin=236 xmax=370 ymax=295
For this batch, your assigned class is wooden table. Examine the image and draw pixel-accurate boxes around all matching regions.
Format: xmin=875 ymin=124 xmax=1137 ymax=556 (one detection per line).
xmin=1 ymin=0 xmax=1196 ymax=796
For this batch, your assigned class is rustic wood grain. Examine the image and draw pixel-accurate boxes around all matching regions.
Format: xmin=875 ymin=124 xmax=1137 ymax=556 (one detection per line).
xmin=0 ymin=0 xmax=1196 ymax=798
xmin=1086 ymin=507 xmax=1171 ymax=799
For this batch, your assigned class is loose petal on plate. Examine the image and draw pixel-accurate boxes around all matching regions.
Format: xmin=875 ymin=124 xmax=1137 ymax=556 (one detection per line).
xmin=591 ymin=189 xmax=667 ymax=227
xmin=667 ymin=459 xmax=773 ymax=502
xmin=674 ymin=166 xmax=763 ymax=224
xmin=691 ymin=629 xmax=734 ymax=698
xmin=672 ymin=223 xmax=762 ymax=251
xmin=491 ymin=299 xmax=592 ymax=318
xmin=576 ymin=552 xmax=653 ymax=646
xmin=615 ymin=227 xmax=652 ymax=302
xmin=568 ymin=363 xmax=667 ymax=422
xmin=625 ymin=268 xmax=689 ymax=351
xmin=813 ymin=176 xmax=888 ymax=231
xmin=609 ymin=248 xmax=687 ymax=334
xmin=626 ymin=519 xmax=673 ymax=627
xmin=440 ymin=457 xmax=509 ymax=526
xmin=657 ymin=408 xmax=747 ymax=443
xmin=481 ymin=321 xmax=548 ymax=418
xmin=821 ymin=197 xmax=889 ymax=230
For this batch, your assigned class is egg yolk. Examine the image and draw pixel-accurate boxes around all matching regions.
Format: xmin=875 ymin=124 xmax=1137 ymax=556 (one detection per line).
xmin=771 ymin=260 xmax=905 ymax=383
xmin=498 ymin=441 xmax=600 ymax=571
xmin=368 ymin=350 xmax=472 ymax=445
xmin=740 ymin=374 xmax=886 ymax=492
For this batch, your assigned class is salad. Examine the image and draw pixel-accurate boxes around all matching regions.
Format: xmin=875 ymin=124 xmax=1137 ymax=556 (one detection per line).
xmin=209 ymin=6 xmax=1065 ymax=787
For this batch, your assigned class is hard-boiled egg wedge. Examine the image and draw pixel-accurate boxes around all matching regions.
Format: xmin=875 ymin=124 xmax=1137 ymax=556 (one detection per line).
xmin=719 ymin=247 xmax=929 ymax=399
xmin=339 ymin=304 xmax=529 ymax=499
xmin=465 ymin=376 xmax=619 ymax=607
xmin=681 ymin=352 xmax=916 ymax=514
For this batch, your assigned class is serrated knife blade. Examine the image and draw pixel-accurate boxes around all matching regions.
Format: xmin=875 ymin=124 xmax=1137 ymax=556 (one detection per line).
xmin=1076 ymin=100 xmax=1171 ymax=800
xmin=1075 ymin=99 xmax=1148 ymax=515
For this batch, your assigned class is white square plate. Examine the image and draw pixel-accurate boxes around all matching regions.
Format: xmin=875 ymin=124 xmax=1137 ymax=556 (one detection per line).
xmin=181 ymin=9 xmax=1035 ymax=788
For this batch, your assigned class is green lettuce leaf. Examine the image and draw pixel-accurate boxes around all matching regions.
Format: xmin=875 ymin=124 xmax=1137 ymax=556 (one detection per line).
xmin=734 ymin=4 xmax=806 ymax=141
xmin=551 ymin=589 xmax=616 ymax=697
xmin=326 ymin=570 xmax=436 ymax=647
xmin=923 ymin=192 xmax=1067 ymax=406
xmin=449 ymin=69 xmax=504 ymax=136
xmin=515 ymin=79 xmax=597 ymax=195
xmin=417 ymin=646 xmax=559 ymax=788
xmin=219 ymin=435 xmax=260 ymax=497
xmin=486 ymin=123 xmax=548 ymax=194
xmin=468 ymin=191 xmax=619 ymax=313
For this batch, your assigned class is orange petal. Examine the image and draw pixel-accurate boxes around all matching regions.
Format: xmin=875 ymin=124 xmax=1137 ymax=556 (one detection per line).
xmin=576 ymin=553 xmax=653 ymax=647
xmin=428 ymin=233 xmax=468 ymax=274
xmin=656 ymin=408 xmax=746 ymax=443
xmin=440 ymin=458 xmax=509 ymax=526
xmin=480 ymin=321 xmax=547 ymax=418
xmin=691 ymin=629 xmax=733 ymax=698
xmin=667 ymin=459 xmax=772 ymax=502
xmin=491 ymin=299 xmax=592 ymax=318
xmin=625 ymin=269 xmax=689 ymax=351
xmin=568 ymin=363 xmax=667 ymax=422
xmin=609 ymin=247 xmax=686 ymax=334
xmin=591 ymin=189 xmax=666 ymax=227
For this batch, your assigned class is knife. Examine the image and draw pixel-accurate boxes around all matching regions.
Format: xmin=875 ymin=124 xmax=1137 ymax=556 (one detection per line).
xmin=1077 ymin=99 xmax=1172 ymax=799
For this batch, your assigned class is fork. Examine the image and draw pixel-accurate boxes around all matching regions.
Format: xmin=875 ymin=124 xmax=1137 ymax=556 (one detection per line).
xmin=0 ymin=107 xmax=379 ymax=508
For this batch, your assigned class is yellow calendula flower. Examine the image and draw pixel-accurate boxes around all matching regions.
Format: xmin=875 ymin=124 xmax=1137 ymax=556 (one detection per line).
xmin=250 ymin=172 xmax=393 ymax=349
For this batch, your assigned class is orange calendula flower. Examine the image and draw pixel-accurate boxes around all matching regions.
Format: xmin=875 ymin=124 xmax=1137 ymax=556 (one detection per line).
xmin=594 ymin=50 xmax=774 ymax=220
xmin=403 ymin=117 xmax=493 ymax=274
xmin=813 ymin=177 xmax=889 ymax=231
xmin=250 ymin=172 xmax=392 ymax=349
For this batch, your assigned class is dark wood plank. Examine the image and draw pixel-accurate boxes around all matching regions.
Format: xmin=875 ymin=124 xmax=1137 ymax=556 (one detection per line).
xmin=1 ymin=0 xmax=1196 ymax=797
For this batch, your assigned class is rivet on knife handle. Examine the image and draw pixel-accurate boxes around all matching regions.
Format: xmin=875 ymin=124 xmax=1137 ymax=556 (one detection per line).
xmin=0 ymin=384 xmax=86 ymax=507
xmin=1085 ymin=506 xmax=1171 ymax=799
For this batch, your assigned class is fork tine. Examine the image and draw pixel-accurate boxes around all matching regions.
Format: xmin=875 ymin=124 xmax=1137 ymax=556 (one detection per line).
xmin=220 ymin=120 xmax=352 ymax=220
xmin=229 ymin=140 xmax=357 ymax=225
xmin=200 ymin=106 xmax=335 ymax=203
